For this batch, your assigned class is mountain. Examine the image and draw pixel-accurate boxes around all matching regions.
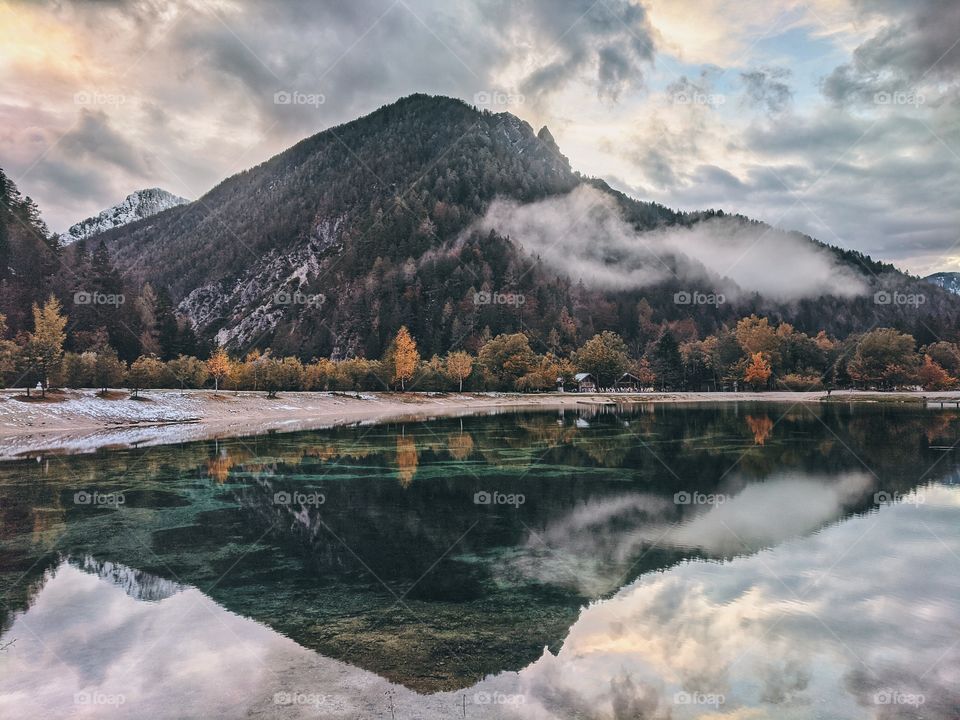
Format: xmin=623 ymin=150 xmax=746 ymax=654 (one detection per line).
xmin=924 ymin=272 xmax=960 ymax=295
xmin=49 ymin=94 xmax=960 ymax=358
xmin=62 ymin=188 xmax=189 ymax=244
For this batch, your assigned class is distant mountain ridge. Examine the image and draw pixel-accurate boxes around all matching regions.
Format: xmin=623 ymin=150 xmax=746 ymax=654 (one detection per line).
xmin=923 ymin=272 xmax=960 ymax=295
xmin=6 ymin=93 xmax=959 ymax=361
xmin=63 ymin=188 xmax=189 ymax=244
xmin=86 ymin=94 xmax=960 ymax=359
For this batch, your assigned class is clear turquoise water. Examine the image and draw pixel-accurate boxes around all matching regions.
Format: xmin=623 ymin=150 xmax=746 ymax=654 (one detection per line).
xmin=1 ymin=402 xmax=958 ymax=718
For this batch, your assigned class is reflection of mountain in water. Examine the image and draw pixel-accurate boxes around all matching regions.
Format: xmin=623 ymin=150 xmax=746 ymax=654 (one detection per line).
xmin=73 ymin=555 xmax=185 ymax=602
xmin=1 ymin=403 xmax=959 ymax=693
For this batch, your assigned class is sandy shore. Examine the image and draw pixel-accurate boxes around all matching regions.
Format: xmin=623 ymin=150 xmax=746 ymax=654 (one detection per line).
xmin=0 ymin=387 xmax=957 ymax=459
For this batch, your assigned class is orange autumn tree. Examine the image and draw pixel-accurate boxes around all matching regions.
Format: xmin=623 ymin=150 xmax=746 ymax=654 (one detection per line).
xmin=744 ymin=352 xmax=772 ymax=390
xmin=392 ymin=326 xmax=420 ymax=391
xmin=206 ymin=347 xmax=232 ymax=392
xmin=633 ymin=357 xmax=656 ymax=388
xmin=918 ymin=354 xmax=956 ymax=390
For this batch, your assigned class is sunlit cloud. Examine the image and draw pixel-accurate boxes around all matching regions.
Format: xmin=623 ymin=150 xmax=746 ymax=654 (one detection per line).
xmin=0 ymin=0 xmax=956 ymax=274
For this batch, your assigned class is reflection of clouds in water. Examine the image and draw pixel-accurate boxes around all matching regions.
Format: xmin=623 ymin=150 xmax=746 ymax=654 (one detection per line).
xmin=3 ymin=486 xmax=957 ymax=719
xmin=502 ymin=472 xmax=876 ymax=596
xmin=510 ymin=485 xmax=960 ymax=719
xmin=665 ymin=472 xmax=875 ymax=554
xmin=0 ymin=563 xmax=462 ymax=719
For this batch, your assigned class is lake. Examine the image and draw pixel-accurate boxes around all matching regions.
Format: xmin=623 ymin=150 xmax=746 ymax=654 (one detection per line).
xmin=1 ymin=402 xmax=958 ymax=718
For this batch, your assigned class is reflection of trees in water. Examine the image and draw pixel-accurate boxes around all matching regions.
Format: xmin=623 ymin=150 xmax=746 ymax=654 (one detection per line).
xmin=0 ymin=558 xmax=60 ymax=638
xmin=446 ymin=432 xmax=474 ymax=460
xmin=395 ymin=433 xmax=418 ymax=487
xmin=206 ymin=444 xmax=251 ymax=483
xmin=3 ymin=405 xmax=960 ymax=693
xmin=922 ymin=412 xmax=956 ymax=444
xmin=745 ymin=414 xmax=774 ymax=445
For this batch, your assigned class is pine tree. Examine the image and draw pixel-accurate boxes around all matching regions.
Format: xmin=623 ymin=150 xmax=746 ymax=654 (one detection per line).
xmin=649 ymin=328 xmax=683 ymax=390
xmin=155 ymin=287 xmax=181 ymax=360
xmin=135 ymin=283 xmax=161 ymax=356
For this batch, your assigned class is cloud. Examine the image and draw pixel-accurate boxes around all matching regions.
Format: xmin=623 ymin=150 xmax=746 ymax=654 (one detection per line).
xmin=2 ymin=0 xmax=956 ymax=275
xmin=2 ymin=0 xmax=661 ymax=231
xmin=500 ymin=0 xmax=657 ymax=102
xmin=740 ymin=67 xmax=793 ymax=114
xmin=60 ymin=110 xmax=151 ymax=175
xmin=821 ymin=0 xmax=960 ymax=105
xmin=478 ymin=184 xmax=870 ymax=300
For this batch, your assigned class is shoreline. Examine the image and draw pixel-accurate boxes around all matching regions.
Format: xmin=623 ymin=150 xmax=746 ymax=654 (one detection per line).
xmin=1 ymin=388 xmax=957 ymax=460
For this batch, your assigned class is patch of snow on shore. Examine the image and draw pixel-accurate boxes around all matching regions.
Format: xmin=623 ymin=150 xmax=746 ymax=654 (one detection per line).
xmin=0 ymin=392 xmax=201 ymax=428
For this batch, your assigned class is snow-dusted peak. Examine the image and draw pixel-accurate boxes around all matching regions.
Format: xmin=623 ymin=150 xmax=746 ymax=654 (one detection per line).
xmin=62 ymin=188 xmax=189 ymax=244
xmin=924 ymin=272 xmax=960 ymax=295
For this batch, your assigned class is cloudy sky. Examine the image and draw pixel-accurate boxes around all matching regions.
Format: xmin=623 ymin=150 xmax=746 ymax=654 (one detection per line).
xmin=1 ymin=0 xmax=958 ymax=274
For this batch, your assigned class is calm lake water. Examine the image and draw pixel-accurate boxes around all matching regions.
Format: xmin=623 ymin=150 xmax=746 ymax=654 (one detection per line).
xmin=1 ymin=402 xmax=959 ymax=719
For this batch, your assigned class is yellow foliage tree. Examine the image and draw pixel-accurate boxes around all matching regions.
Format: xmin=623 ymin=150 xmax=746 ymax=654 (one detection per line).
xmin=26 ymin=296 xmax=67 ymax=396
xmin=392 ymin=326 xmax=420 ymax=391
xmin=444 ymin=351 xmax=473 ymax=392
xmin=206 ymin=348 xmax=232 ymax=392
xmin=744 ymin=352 xmax=772 ymax=390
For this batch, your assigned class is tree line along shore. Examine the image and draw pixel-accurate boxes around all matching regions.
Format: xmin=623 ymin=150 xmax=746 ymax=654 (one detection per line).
xmin=6 ymin=296 xmax=960 ymax=398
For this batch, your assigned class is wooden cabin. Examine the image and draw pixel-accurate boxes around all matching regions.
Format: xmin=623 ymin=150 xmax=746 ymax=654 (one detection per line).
xmin=615 ymin=372 xmax=643 ymax=392
xmin=574 ymin=372 xmax=597 ymax=392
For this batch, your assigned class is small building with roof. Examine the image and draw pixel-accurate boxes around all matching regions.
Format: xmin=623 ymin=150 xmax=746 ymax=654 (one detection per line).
xmin=574 ymin=372 xmax=596 ymax=392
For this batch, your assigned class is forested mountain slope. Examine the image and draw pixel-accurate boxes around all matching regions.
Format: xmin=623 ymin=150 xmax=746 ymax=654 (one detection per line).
xmin=61 ymin=94 xmax=960 ymax=359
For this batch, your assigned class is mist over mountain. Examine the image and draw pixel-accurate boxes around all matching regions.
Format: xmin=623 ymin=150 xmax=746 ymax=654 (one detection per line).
xmin=477 ymin=184 xmax=870 ymax=301
xmin=7 ymin=94 xmax=960 ymax=360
